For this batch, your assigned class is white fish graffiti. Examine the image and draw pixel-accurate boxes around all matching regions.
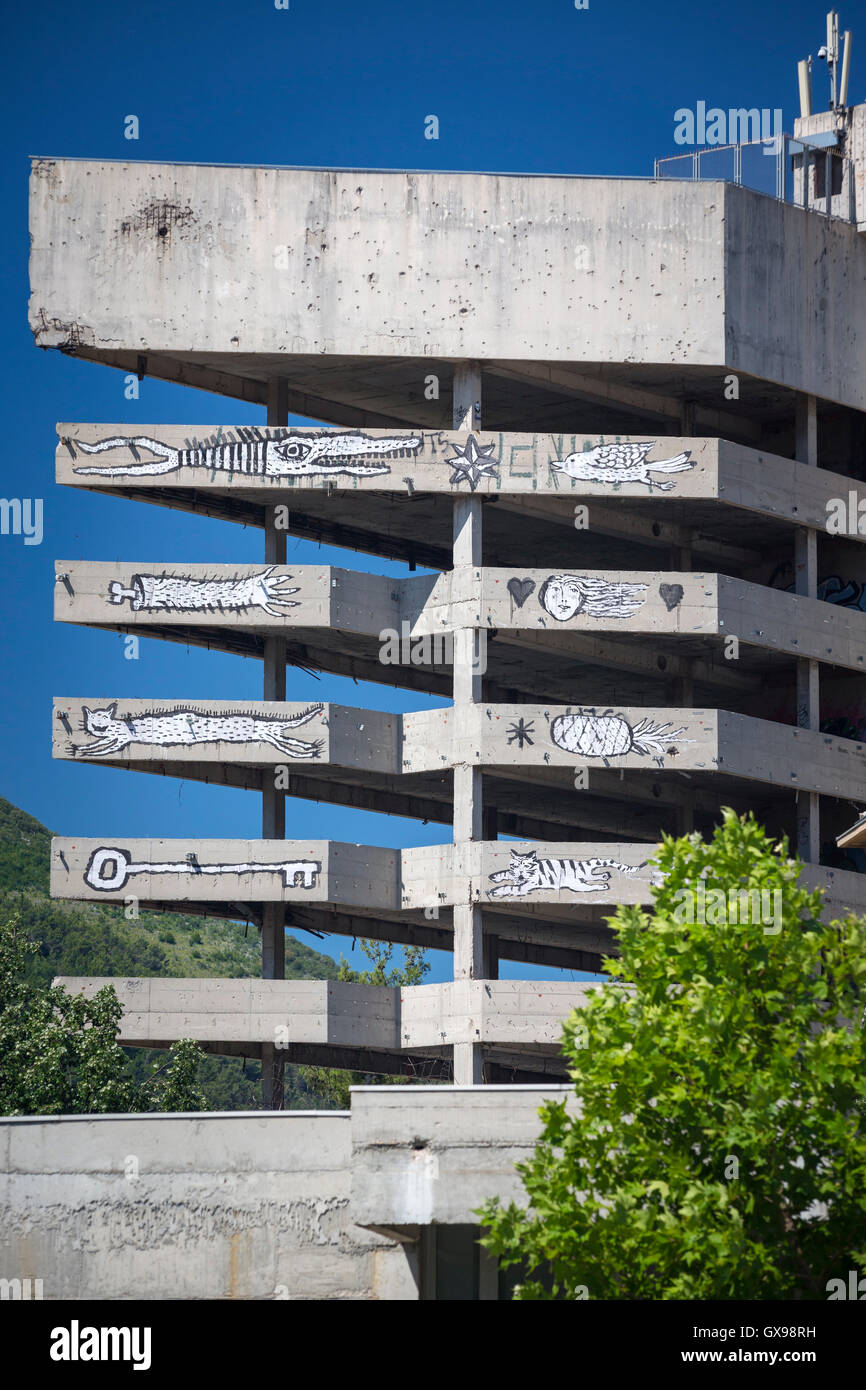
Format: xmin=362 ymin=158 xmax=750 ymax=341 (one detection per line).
xmin=107 ymin=567 xmax=300 ymax=616
xmin=551 ymin=442 xmax=694 ymax=490
xmin=488 ymin=849 xmax=642 ymax=897
xmin=70 ymin=702 xmax=324 ymax=759
xmin=83 ymin=847 xmax=322 ymax=893
xmin=538 ymin=574 xmax=648 ymax=622
xmin=67 ymin=430 xmax=422 ymax=479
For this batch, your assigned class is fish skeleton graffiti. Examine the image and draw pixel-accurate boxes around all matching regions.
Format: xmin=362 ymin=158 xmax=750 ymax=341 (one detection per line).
xmin=488 ymin=849 xmax=643 ymax=897
xmin=550 ymin=711 xmax=689 ymax=761
xmin=550 ymin=442 xmax=694 ymax=490
xmin=67 ymin=430 xmax=422 ymax=479
xmin=83 ymin=847 xmax=322 ymax=893
xmin=70 ymin=702 xmax=325 ymax=759
xmin=107 ymin=568 xmax=299 ymax=616
xmin=538 ymin=574 xmax=649 ymax=622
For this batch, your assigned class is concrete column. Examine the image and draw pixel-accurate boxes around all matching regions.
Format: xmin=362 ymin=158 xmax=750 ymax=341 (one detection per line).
xmin=451 ymin=362 xmax=484 ymax=1087
xmin=795 ymin=394 xmax=820 ymax=863
xmin=262 ymin=378 xmax=288 ymax=1108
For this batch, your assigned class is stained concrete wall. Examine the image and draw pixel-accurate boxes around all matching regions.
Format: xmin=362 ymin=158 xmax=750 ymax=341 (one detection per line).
xmin=350 ymin=1085 xmax=578 ymax=1229
xmin=0 ymin=1112 xmax=416 ymax=1300
xmin=29 ymin=160 xmax=866 ymax=410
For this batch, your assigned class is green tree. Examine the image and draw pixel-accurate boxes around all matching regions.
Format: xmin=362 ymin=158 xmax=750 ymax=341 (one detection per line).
xmin=0 ymin=915 xmax=205 ymax=1115
xmin=300 ymin=940 xmax=431 ymax=1107
xmin=478 ymin=811 xmax=866 ymax=1300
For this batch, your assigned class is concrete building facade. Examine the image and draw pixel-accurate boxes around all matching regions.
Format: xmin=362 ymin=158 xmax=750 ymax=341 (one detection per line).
xmin=3 ymin=89 xmax=865 ymax=1297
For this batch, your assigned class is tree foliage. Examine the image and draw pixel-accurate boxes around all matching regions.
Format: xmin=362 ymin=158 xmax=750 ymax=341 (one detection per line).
xmin=0 ymin=915 xmax=206 ymax=1115
xmin=478 ymin=811 xmax=866 ymax=1299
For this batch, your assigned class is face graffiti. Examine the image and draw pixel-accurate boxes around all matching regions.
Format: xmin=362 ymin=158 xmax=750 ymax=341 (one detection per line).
xmin=538 ymin=574 xmax=649 ymax=622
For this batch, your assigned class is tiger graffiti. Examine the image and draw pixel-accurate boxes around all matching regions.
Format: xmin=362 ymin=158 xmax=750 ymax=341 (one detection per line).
xmin=82 ymin=847 xmax=322 ymax=893
xmin=107 ymin=567 xmax=300 ymax=616
xmin=488 ymin=849 xmax=643 ymax=897
xmin=67 ymin=429 xmax=422 ymax=479
xmin=70 ymin=702 xmax=325 ymax=759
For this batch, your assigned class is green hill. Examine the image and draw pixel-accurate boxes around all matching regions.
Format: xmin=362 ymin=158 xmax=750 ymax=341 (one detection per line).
xmin=0 ymin=796 xmax=341 ymax=1109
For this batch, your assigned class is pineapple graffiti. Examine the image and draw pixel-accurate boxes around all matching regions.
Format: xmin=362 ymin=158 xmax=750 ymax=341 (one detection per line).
xmin=550 ymin=711 xmax=689 ymax=763
xmin=70 ymin=702 xmax=324 ymax=760
xmin=107 ymin=568 xmax=300 ymax=616
xmin=67 ymin=429 xmax=422 ymax=478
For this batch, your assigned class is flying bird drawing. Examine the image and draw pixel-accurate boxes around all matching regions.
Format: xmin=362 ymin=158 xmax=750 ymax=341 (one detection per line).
xmin=550 ymin=442 xmax=694 ymax=491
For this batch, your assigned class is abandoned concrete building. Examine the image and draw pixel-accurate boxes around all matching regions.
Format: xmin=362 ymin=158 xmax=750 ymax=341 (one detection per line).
xmin=2 ymin=72 xmax=865 ymax=1298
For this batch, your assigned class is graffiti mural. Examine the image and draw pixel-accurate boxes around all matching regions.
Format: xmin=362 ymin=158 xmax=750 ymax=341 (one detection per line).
xmin=550 ymin=442 xmax=694 ymax=490
xmin=82 ymin=846 xmax=321 ymax=893
xmin=107 ymin=567 xmax=300 ymax=616
xmin=68 ymin=430 xmax=422 ymax=479
xmin=538 ymin=574 xmax=648 ymax=621
xmin=550 ymin=710 xmax=688 ymax=761
xmin=444 ymin=436 xmax=501 ymax=490
xmin=71 ymin=702 xmax=324 ymax=759
xmin=488 ymin=849 xmax=642 ymax=897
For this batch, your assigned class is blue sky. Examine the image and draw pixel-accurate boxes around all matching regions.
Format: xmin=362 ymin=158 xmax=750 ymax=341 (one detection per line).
xmin=0 ymin=0 xmax=850 ymax=981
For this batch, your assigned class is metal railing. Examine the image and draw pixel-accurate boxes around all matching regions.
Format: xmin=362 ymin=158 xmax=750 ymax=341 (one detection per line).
xmin=654 ymin=134 xmax=855 ymax=225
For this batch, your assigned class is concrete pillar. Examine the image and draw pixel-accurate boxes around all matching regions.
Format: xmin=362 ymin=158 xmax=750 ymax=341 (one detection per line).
xmin=795 ymin=394 xmax=820 ymax=863
xmin=451 ymin=362 xmax=484 ymax=1086
xmin=262 ymin=378 xmax=288 ymax=1108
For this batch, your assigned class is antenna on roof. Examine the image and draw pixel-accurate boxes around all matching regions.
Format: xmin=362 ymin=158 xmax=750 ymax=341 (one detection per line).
xmin=839 ymin=28 xmax=852 ymax=106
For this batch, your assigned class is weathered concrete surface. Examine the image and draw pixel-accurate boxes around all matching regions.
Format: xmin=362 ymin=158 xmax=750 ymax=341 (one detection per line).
xmin=29 ymin=161 xmax=866 ymax=410
xmin=51 ymin=836 xmax=866 ymax=922
xmin=52 ymin=978 xmax=596 ymax=1055
xmin=55 ymin=426 xmax=866 ymax=540
xmin=53 ymin=560 xmax=866 ymax=674
xmin=0 ymin=1112 xmax=416 ymax=1300
xmin=350 ymin=1085 xmax=578 ymax=1229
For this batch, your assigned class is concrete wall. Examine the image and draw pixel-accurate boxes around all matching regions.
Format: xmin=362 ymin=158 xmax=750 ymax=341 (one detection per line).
xmin=0 ymin=1112 xmax=416 ymax=1300
xmin=350 ymin=1085 xmax=577 ymax=1229
xmin=30 ymin=160 xmax=866 ymax=409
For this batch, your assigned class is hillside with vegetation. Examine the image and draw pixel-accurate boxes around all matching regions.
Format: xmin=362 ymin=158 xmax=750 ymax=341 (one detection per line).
xmin=0 ymin=796 xmax=343 ymax=1110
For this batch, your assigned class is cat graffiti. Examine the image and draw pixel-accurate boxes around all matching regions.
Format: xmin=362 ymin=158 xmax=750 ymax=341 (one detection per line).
xmin=488 ymin=849 xmax=642 ymax=897
xmin=71 ymin=702 xmax=324 ymax=759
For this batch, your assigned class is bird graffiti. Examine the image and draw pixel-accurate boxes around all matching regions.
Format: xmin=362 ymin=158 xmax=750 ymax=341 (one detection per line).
xmin=550 ymin=442 xmax=694 ymax=491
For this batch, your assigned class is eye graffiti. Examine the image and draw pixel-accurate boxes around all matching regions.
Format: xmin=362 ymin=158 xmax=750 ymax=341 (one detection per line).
xmin=550 ymin=711 xmax=689 ymax=762
xmin=82 ymin=847 xmax=321 ymax=893
xmin=67 ymin=429 xmax=421 ymax=479
xmin=488 ymin=849 xmax=642 ymax=897
xmin=444 ymin=436 xmax=501 ymax=490
xmin=538 ymin=574 xmax=649 ymax=622
xmin=71 ymin=702 xmax=325 ymax=760
xmin=107 ymin=568 xmax=300 ymax=616
xmin=550 ymin=442 xmax=694 ymax=491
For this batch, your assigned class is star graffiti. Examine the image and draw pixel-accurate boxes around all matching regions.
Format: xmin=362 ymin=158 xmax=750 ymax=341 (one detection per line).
xmin=445 ymin=436 xmax=500 ymax=491
xmin=507 ymin=718 xmax=535 ymax=749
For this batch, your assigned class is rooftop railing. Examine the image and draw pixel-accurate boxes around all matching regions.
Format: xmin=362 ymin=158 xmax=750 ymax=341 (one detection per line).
xmin=654 ymin=133 xmax=855 ymax=225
